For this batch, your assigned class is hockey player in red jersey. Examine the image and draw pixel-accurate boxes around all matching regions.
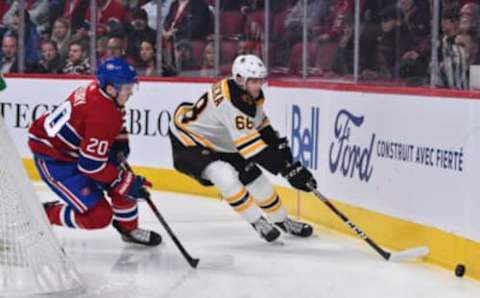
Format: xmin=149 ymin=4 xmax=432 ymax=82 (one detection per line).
xmin=29 ymin=58 xmax=162 ymax=246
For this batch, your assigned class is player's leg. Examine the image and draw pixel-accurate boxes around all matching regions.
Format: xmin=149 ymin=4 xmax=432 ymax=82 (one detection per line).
xmin=202 ymin=161 xmax=280 ymax=242
xmin=35 ymin=156 xmax=162 ymax=246
xmin=34 ymin=157 xmax=113 ymax=229
xmin=223 ymin=153 xmax=313 ymax=237
xmin=109 ymin=192 xmax=162 ymax=246
xmin=44 ymin=199 xmax=113 ymax=229
xmin=246 ymin=174 xmax=313 ymax=237
xmin=170 ymin=134 xmax=280 ymax=242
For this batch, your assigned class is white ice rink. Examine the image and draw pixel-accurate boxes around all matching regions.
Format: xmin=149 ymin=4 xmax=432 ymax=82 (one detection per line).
xmin=36 ymin=186 xmax=480 ymax=298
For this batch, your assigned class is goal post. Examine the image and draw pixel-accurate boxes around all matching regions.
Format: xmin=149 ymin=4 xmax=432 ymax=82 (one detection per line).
xmin=0 ymin=117 xmax=82 ymax=295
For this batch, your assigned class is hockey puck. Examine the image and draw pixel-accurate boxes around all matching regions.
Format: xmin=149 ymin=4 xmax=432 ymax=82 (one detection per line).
xmin=455 ymin=264 xmax=466 ymax=278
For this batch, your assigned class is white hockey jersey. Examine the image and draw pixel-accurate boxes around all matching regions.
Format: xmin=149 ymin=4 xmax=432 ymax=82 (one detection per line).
xmin=170 ymin=78 xmax=271 ymax=160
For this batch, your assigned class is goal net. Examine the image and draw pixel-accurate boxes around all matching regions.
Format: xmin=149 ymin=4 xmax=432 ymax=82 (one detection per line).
xmin=0 ymin=117 xmax=82 ymax=295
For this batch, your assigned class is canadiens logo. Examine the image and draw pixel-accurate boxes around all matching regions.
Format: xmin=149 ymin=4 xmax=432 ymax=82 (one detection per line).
xmin=81 ymin=187 xmax=91 ymax=196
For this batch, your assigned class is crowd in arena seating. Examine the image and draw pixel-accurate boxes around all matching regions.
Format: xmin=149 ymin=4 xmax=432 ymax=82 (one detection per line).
xmin=0 ymin=0 xmax=479 ymax=89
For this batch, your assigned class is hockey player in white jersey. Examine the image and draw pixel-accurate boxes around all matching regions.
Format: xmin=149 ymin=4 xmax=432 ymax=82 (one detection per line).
xmin=169 ymin=55 xmax=317 ymax=242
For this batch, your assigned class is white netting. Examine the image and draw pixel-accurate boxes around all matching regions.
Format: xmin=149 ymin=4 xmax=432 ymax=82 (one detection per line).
xmin=0 ymin=117 xmax=82 ymax=296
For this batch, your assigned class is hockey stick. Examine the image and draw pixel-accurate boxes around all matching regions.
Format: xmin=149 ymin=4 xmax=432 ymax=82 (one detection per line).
xmin=142 ymin=190 xmax=201 ymax=268
xmin=118 ymin=155 xmax=200 ymax=268
xmin=308 ymin=184 xmax=429 ymax=262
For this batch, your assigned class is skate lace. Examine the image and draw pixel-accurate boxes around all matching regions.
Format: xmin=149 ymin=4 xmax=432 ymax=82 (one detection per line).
xmin=254 ymin=218 xmax=274 ymax=236
xmin=284 ymin=218 xmax=305 ymax=234
xmin=130 ymin=228 xmax=151 ymax=242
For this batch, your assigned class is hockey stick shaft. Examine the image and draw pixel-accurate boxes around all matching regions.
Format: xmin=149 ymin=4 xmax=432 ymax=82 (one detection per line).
xmin=308 ymin=185 xmax=391 ymax=260
xmin=119 ymin=155 xmax=200 ymax=268
xmin=143 ymin=194 xmax=200 ymax=268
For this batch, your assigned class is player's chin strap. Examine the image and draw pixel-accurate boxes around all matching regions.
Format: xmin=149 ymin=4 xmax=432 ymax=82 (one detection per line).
xmin=306 ymin=182 xmax=430 ymax=262
xmin=235 ymin=76 xmax=265 ymax=105
xmin=111 ymin=85 xmax=123 ymax=108
xmin=98 ymin=85 xmax=122 ymax=107
xmin=100 ymin=85 xmax=124 ymax=109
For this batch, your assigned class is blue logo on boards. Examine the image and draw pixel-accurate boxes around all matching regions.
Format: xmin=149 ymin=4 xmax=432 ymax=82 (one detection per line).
xmin=290 ymin=104 xmax=320 ymax=170
xmin=329 ymin=109 xmax=375 ymax=182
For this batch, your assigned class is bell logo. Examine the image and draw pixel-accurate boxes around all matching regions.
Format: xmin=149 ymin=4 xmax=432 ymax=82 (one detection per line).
xmin=290 ymin=104 xmax=320 ymax=170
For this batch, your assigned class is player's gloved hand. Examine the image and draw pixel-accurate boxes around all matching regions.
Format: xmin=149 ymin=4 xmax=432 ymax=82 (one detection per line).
xmin=276 ymin=137 xmax=293 ymax=163
xmin=109 ymin=140 xmax=130 ymax=166
xmin=259 ymin=127 xmax=294 ymax=164
xmin=281 ymin=161 xmax=317 ymax=192
xmin=110 ymin=169 xmax=152 ymax=200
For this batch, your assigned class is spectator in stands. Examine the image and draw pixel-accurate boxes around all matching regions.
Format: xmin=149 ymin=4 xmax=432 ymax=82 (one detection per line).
xmin=51 ymin=18 xmax=71 ymax=59
xmin=442 ymin=0 xmax=477 ymax=14
xmin=332 ymin=14 xmax=354 ymax=75
xmin=5 ymin=10 xmax=41 ymax=68
xmin=162 ymin=0 xmax=212 ymax=42
xmin=236 ymin=37 xmax=255 ymax=56
xmin=361 ymin=6 xmax=406 ymax=81
xmin=439 ymin=8 xmax=460 ymax=58
xmin=126 ymin=8 xmax=156 ymax=63
xmin=162 ymin=0 xmax=211 ymax=72
xmin=398 ymin=0 xmax=430 ymax=60
xmin=136 ymin=39 xmax=156 ymax=76
xmin=275 ymin=0 xmax=328 ymax=67
xmin=441 ymin=9 xmax=460 ymax=43
xmin=120 ymin=0 xmax=152 ymax=10
xmin=62 ymin=39 xmax=90 ymax=74
xmin=360 ymin=0 xmax=398 ymax=72
xmin=105 ymin=36 xmax=126 ymax=60
xmin=362 ymin=4 xmax=429 ymax=83
xmin=107 ymin=18 xmax=127 ymax=37
xmin=459 ymin=3 xmax=480 ymax=35
xmin=3 ymin=0 xmax=50 ymax=34
xmin=248 ymin=0 xmax=291 ymax=12
xmin=200 ymin=41 xmax=215 ymax=77
xmin=96 ymin=34 xmax=109 ymax=61
xmin=284 ymin=0 xmax=327 ymax=42
xmin=362 ymin=0 xmax=397 ymax=23
xmin=438 ymin=9 xmax=466 ymax=89
xmin=442 ymin=0 xmax=460 ymax=14
xmin=175 ymin=39 xmax=195 ymax=73
xmin=220 ymin=0 xmax=289 ymax=12
xmin=220 ymin=0 xmax=250 ymax=12
xmin=38 ymin=40 xmax=64 ymax=74
xmin=456 ymin=29 xmax=480 ymax=66
xmin=399 ymin=0 xmax=430 ymax=84
xmin=316 ymin=0 xmax=353 ymax=43
xmin=438 ymin=29 xmax=480 ymax=90
xmin=0 ymin=34 xmax=18 ymax=73
xmin=142 ymin=0 xmax=175 ymax=30
xmin=0 ymin=2 xmax=10 ymax=24
xmin=49 ymin=0 xmax=90 ymax=33
xmin=84 ymin=0 xmax=127 ymax=34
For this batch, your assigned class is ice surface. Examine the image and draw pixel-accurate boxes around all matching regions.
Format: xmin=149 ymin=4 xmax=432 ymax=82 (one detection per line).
xmin=32 ymin=185 xmax=480 ymax=298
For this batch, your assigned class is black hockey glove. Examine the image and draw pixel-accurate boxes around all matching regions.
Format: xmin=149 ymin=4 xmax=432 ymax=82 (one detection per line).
xmin=109 ymin=140 xmax=130 ymax=166
xmin=275 ymin=137 xmax=294 ymax=164
xmin=259 ymin=126 xmax=294 ymax=163
xmin=281 ymin=161 xmax=317 ymax=192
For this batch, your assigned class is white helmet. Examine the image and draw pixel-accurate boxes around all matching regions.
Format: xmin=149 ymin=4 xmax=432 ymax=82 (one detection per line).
xmin=232 ymin=54 xmax=267 ymax=87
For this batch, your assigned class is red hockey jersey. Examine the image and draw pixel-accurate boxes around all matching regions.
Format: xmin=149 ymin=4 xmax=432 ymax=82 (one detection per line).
xmin=29 ymin=82 xmax=124 ymax=184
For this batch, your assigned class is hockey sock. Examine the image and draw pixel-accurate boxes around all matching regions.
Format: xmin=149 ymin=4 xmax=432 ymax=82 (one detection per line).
xmin=247 ymin=175 xmax=288 ymax=223
xmin=203 ymin=161 xmax=262 ymax=223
